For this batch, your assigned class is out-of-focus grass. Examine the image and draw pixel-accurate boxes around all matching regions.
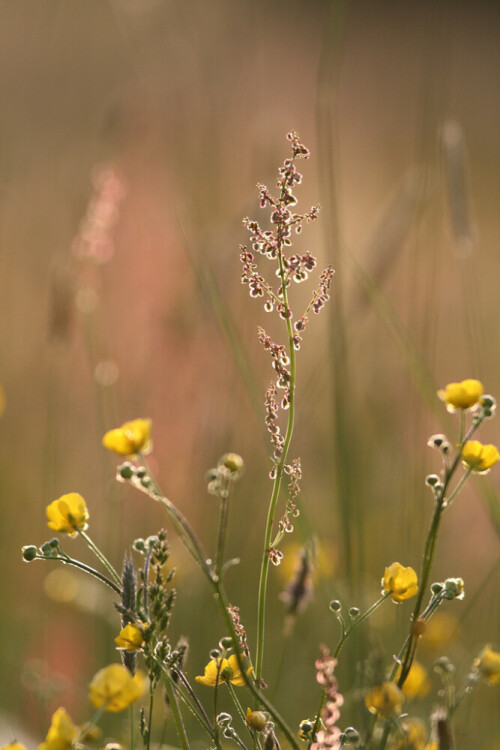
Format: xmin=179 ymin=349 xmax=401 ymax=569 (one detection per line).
xmin=1 ymin=0 xmax=499 ymax=745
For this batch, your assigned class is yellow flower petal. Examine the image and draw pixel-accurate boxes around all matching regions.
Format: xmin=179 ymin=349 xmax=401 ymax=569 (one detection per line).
xmin=462 ymin=441 xmax=500 ymax=474
xmin=89 ymin=663 xmax=144 ymax=712
xmin=102 ymin=419 xmax=152 ymax=457
xmin=38 ymin=707 xmax=77 ymax=750
xmin=474 ymin=645 xmax=500 ymax=685
xmin=437 ymin=379 xmax=483 ymax=411
xmin=2 ymin=744 xmax=27 ymax=750
xmin=396 ymin=660 xmax=431 ymax=699
xmin=46 ymin=493 xmax=89 ymax=536
xmin=365 ymin=682 xmax=404 ymax=717
xmin=195 ymin=655 xmax=253 ymax=687
xmin=115 ymin=623 xmax=145 ymax=652
xmin=382 ymin=562 xmax=418 ymax=602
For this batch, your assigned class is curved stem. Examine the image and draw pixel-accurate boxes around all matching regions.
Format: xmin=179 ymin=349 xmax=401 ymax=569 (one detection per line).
xmin=36 ymin=553 xmax=121 ymax=595
xmin=77 ymin=529 xmax=122 ymax=586
xmin=137 ymin=455 xmax=212 ymax=580
xmin=310 ymin=594 xmax=390 ymax=746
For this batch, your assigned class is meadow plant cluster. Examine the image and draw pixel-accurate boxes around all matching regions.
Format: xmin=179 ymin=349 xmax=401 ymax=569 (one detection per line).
xmin=7 ymin=134 xmax=500 ymax=750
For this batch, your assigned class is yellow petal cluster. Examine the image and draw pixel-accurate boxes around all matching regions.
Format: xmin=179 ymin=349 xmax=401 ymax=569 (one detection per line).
xmin=474 ymin=645 xmax=500 ymax=685
xmin=114 ymin=623 xmax=145 ymax=652
xmin=461 ymin=441 xmax=500 ymax=474
xmin=396 ymin=718 xmax=428 ymax=749
xmin=102 ymin=418 xmax=152 ymax=457
xmin=382 ymin=562 xmax=418 ymax=602
xmin=38 ymin=707 xmax=77 ymax=750
xmin=195 ymin=654 xmax=253 ymax=687
xmin=89 ymin=663 xmax=144 ymax=712
xmin=437 ymin=379 xmax=483 ymax=412
xmin=396 ymin=660 xmax=430 ymax=699
xmin=1 ymin=744 xmax=27 ymax=750
xmin=46 ymin=493 xmax=89 ymax=537
xmin=364 ymin=681 xmax=404 ymax=717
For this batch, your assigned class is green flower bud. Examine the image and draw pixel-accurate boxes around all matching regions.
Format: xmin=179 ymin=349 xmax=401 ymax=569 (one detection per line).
xmin=426 ymin=474 xmax=440 ymax=486
xmin=443 ymin=577 xmax=465 ymax=600
xmin=40 ymin=541 xmax=57 ymax=556
xmin=118 ymin=462 xmax=135 ymax=480
xmin=219 ymin=452 xmax=245 ymax=476
xmin=329 ymin=599 xmax=342 ymax=612
xmin=219 ymin=636 xmax=233 ymax=650
xmin=22 ymin=545 xmax=38 ymax=562
xmin=349 ymin=607 xmax=360 ymax=618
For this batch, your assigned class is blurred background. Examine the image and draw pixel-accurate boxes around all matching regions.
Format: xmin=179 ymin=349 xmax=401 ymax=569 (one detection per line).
xmin=1 ymin=0 xmax=499 ymax=746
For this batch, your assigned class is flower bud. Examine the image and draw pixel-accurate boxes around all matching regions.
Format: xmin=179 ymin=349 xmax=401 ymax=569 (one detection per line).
xmin=22 ymin=545 xmax=38 ymax=562
xmin=481 ymin=394 xmax=496 ymax=409
xmin=118 ymin=462 xmax=135 ymax=480
xmin=219 ymin=636 xmax=233 ymax=650
xmin=219 ymin=453 xmax=245 ymax=476
xmin=431 ymin=582 xmax=444 ymax=595
xmin=246 ymin=708 xmax=267 ymax=731
xmin=443 ymin=577 xmax=465 ymax=600
xmin=210 ymin=649 xmax=220 ymax=659
xmin=40 ymin=541 xmax=57 ymax=556
xmin=329 ymin=599 xmax=342 ymax=612
xmin=349 ymin=607 xmax=360 ymax=618
xmin=434 ymin=655 xmax=455 ymax=674
xmin=425 ymin=474 xmax=440 ymax=486
xmin=341 ymin=727 xmax=360 ymax=743
xmin=427 ymin=433 xmax=450 ymax=451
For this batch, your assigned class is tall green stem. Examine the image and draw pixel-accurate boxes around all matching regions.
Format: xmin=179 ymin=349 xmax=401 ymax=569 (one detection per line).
xmin=255 ymin=348 xmax=295 ymax=685
xmin=255 ymin=215 xmax=297 ymax=687
xmin=163 ymin=672 xmax=191 ymax=750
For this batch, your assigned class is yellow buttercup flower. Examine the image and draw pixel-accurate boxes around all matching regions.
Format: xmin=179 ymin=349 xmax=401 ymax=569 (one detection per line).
xmin=396 ymin=718 xmax=427 ymax=749
xmin=461 ymin=441 xmax=500 ymax=474
xmin=46 ymin=493 xmax=89 ymax=537
xmin=473 ymin=645 xmax=500 ymax=685
xmin=382 ymin=562 xmax=418 ymax=602
xmin=396 ymin=660 xmax=431 ymax=699
xmin=2 ymin=744 xmax=27 ymax=750
xmin=195 ymin=654 xmax=253 ymax=687
xmin=89 ymin=663 xmax=144 ymax=712
xmin=115 ymin=623 xmax=145 ymax=652
xmin=437 ymin=379 xmax=483 ymax=412
xmin=38 ymin=707 xmax=77 ymax=750
xmin=421 ymin=612 xmax=458 ymax=650
xmin=364 ymin=681 xmax=404 ymax=717
xmin=102 ymin=418 xmax=152 ymax=457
